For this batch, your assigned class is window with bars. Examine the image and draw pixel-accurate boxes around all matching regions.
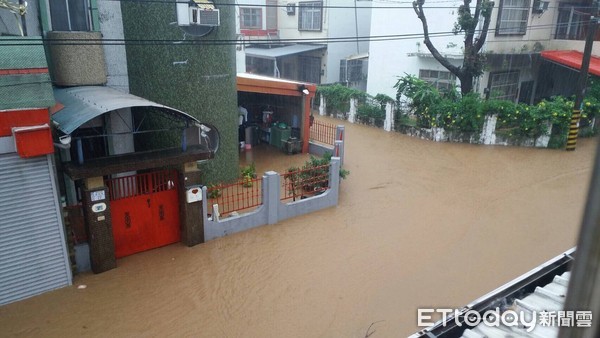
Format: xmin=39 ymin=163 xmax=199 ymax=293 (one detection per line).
xmin=340 ymin=59 xmax=367 ymax=83
xmin=488 ymin=71 xmax=520 ymax=101
xmin=49 ymin=0 xmax=92 ymax=31
xmin=419 ymin=69 xmax=457 ymax=92
xmin=298 ymin=1 xmax=323 ymax=31
xmin=240 ymin=7 xmax=262 ymax=29
xmin=298 ymin=56 xmax=321 ymax=84
xmin=496 ymin=0 xmax=530 ymax=35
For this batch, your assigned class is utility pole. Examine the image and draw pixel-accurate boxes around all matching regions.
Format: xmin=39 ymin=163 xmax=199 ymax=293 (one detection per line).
xmin=566 ymin=1 xmax=598 ymax=151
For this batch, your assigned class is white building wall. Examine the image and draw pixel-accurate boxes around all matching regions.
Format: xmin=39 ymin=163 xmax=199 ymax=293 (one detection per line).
xmin=485 ymin=1 xmax=556 ymax=54
xmin=98 ymin=0 xmax=130 ymax=92
xmin=275 ymin=0 xmax=371 ymax=84
xmin=325 ymin=0 xmax=371 ymax=84
xmin=367 ymin=1 xmax=464 ymax=97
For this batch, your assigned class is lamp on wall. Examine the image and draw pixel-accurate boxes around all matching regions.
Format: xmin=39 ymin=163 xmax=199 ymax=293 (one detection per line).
xmin=298 ymin=85 xmax=310 ymax=95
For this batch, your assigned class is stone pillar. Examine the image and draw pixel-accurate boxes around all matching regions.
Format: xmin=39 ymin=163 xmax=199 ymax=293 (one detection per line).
xmin=319 ymin=94 xmax=326 ymax=116
xmin=384 ymin=102 xmax=394 ymax=132
xmin=348 ymin=98 xmax=357 ymax=123
xmin=179 ymin=162 xmax=204 ymax=246
xmin=335 ymin=125 xmax=345 ymax=141
xmin=264 ymin=171 xmax=280 ymax=225
xmin=82 ymin=177 xmax=116 ymax=273
xmin=480 ymin=114 xmax=498 ymax=145
xmin=334 ymin=140 xmax=344 ymax=167
xmin=535 ymin=121 xmax=552 ymax=148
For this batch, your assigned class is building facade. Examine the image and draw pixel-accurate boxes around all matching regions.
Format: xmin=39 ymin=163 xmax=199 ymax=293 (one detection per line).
xmin=0 ymin=0 xmax=238 ymax=304
xmin=236 ymin=0 xmax=372 ymax=87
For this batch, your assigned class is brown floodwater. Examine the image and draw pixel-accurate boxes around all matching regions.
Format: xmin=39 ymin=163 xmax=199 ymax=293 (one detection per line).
xmin=0 ymin=117 xmax=597 ymax=338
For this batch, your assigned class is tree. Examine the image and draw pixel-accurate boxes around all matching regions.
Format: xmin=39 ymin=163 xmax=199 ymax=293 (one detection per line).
xmin=413 ymin=0 xmax=494 ymax=95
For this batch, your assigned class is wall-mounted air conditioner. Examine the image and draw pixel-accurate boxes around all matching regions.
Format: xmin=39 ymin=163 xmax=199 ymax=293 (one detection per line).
xmin=532 ymin=0 xmax=549 ymax=14
xmin=190 ymin=8 xmax=220 ymax=26
xmin=286 ymin=3 xmax=296 ymax=15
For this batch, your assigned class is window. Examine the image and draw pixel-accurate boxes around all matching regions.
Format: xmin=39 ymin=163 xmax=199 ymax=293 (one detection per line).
xmin=298 ymin=56 xmax=321 ymax=84
xmin=419 ymin=69 xmax=457 ymax=92
xmin=298 ymin=1 xmax=322 ymax=31
xmin=340 ymin=59 xmax=367 ymax=83
xmin=488 ymin=71 xmax=520 ymax=101
xmin=496 ymin=0 xmax=530 ymax=35
xmin=240 ymin=7 xmax=262 ymax=29
xmin=555 ymin=4 xmax=590 ymax=40
xmin=49 ymin=0 xmax=92 ymax=31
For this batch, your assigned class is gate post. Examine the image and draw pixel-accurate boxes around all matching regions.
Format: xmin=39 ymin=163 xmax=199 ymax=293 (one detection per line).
xmin=82 ymin=176 xmax=116 ymax=273
xmin=179 ymin=162 xmax=204 ymax=246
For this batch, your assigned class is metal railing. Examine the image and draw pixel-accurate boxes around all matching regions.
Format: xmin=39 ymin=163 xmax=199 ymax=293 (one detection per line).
xmin=206 ymin=177 xmax=263 ymax=216
xmin=281 ymin=164 xmax=330 ymax=202
xmin=310 ymin=119 xmax=336 ymax=145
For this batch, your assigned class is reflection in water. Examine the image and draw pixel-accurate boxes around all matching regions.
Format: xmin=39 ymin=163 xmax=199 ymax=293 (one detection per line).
xmin=0 ymin=117 xmax=596 ymax=337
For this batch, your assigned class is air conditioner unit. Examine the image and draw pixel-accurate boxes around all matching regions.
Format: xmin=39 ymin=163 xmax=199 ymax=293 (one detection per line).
xmin=286 ymin=3 xmax=296 ymax=15
xmin=190 ymin=8 xmax=220 ymax=26
xmin=532 ymin=0 xmax=549 ymax=14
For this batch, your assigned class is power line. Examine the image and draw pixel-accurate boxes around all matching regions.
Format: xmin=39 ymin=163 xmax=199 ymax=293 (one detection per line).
xmin=101 ymin=0 xmax=600 ymax=11
xmin=1 ymin=19 xmax=591 ymax=46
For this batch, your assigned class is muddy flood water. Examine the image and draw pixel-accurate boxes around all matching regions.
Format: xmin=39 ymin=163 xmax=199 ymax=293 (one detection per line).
xmin=1 ymin=116 xmax=597 ymax=337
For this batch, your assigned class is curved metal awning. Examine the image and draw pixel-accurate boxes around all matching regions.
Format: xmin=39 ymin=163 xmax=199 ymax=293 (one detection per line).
xmin=51 ymin=86 xmax=200 ymax=135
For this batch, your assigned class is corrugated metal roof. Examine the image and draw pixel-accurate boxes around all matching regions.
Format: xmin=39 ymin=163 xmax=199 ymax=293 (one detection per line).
xmin=0 ymin=37 xmax=49 ymax=70
xmin=409 ymin=248 xmax=575 ymax=338
xmin=245 ymin=44 xmax=326 ymax=59
xmin=52 ymin=86 xmax=200 ymax=135
xmin=460 ymin=272 xmax=570 ymax=338
xmin=541 ymin=50 xmax=600 ymax=77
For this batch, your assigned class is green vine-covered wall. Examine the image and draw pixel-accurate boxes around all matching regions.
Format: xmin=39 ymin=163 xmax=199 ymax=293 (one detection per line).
xmin=121 ymin=0 xmax=238 ymax=183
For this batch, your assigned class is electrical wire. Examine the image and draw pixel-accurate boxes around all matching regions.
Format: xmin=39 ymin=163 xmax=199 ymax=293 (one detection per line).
xmin=101 ymin=0 xmax=599 ymax=11
xmin=1 ymin=18 xmax=593 ymax=46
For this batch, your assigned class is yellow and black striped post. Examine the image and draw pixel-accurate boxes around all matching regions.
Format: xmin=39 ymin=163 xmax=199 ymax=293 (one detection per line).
xmin=566 ymin=109 xmax=581 ymax=151
xmin=566 ymin=11 xmax=597 ymax=151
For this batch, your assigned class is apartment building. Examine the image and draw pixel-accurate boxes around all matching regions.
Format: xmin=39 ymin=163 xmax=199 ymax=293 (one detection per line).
xmin=482 ymin=0 xmax=600 ymax=103
xmin=236 ymin=0 xmax=372 ymax=87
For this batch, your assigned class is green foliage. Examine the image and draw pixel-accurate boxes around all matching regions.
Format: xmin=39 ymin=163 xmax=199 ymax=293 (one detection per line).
xmin=317 ymin=84 xmax=367 ymax=115
xmin=394 ymin=74 xmax=600 ymax=144
xmin=208 ymin=184 xmax=221 ymax=199
xmin=357 ymin=103 xmax=385 ymax=125
xmin=240 ymin=162 xmax=256 ymax=187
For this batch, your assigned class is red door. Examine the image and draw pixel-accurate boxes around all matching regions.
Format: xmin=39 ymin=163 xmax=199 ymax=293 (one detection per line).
xmin=106 ymin=170 xmax=180 ymax=258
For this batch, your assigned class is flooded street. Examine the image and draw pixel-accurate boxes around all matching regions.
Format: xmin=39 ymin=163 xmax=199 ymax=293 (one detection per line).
xmin=1 ymin=117 xmax=597 ymax=337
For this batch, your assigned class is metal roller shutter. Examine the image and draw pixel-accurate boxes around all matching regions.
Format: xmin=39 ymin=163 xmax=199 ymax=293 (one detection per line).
xmin=0 ymin=153 xmax=72 ymax=305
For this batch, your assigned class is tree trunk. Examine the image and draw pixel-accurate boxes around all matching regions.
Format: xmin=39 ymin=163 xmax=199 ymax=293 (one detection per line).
xmin=459 ymin=74 xmax=473 ymax=95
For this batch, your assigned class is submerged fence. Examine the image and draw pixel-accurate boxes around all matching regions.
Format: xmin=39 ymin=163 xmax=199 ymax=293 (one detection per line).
xmin=206 ymin=177 xmax=263 ymax=216
xmin=281 ymin=164 xmax=330 ymax=202
xmin=310 ymin=119 xmax=336 ymax=145
xmin=203 ymin=158 xmax=341 ymax=241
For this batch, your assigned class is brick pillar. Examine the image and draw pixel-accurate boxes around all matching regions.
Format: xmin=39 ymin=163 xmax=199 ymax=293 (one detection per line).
xmin=82 ymin=177 xmax=116 ymax=273
xmin=179 ymin=162 xmax=204 ymax=246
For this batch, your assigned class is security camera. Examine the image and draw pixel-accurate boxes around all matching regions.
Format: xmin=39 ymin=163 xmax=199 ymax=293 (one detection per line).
xmin=200 ymin=124 xmax=211 ymax=133
xmin=302 ymin=88 xmax=310 ymax=95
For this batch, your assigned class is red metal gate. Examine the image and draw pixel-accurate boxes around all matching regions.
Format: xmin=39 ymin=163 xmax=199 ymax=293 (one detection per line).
xmin=106 ymin=170 xmax=180 ymax=258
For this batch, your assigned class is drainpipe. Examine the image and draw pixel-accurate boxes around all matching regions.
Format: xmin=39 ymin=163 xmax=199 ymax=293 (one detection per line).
xmin=19 ymin=0 xmax=27 ymax=36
